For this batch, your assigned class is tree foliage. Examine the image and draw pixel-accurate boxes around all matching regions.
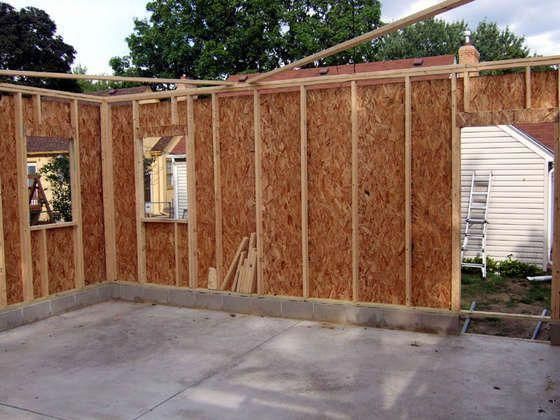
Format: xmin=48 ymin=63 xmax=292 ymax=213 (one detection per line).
xmin=40 ymin=155 xmax=72 ymax=222
xmin=0 ymin=2 xmax=79 ymax=91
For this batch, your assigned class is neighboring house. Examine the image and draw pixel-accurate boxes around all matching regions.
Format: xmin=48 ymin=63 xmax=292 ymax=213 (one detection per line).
xmin=461 ymin=124 xmax=555 ymax=269
xmin=143 ymin=136 xmax=187 ymax=219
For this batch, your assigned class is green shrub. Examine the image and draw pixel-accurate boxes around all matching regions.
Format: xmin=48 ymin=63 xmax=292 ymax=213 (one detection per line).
xmin=461 ymin=256 xmax=545 ymax=279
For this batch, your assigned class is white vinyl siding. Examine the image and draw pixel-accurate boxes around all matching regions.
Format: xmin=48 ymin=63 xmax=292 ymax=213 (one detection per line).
xmin=174 ymin=159 xmax=188 ymax=219
xmin=461 ymin=126 xmax=550 ymax=269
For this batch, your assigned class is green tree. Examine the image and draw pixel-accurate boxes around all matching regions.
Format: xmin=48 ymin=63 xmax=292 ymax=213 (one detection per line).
xmin=0 ymin=2 xmax=79 ymax=91
xmin=40 ymin=155 xmax=72 ymax=222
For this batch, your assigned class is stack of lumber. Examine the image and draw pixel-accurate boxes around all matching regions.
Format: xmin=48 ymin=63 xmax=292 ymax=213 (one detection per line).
xmin=219 ymin=233 xmax=257 ymax=294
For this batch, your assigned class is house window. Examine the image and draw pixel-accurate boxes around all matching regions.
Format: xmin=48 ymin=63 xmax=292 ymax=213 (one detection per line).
xmin=166 ymin=158 xmax=173 ymax=189
xmin=27 ymin=163 xmax=37 ymax=187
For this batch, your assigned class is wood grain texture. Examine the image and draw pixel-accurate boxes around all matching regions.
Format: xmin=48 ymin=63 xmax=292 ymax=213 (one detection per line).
xmin=24 ymin=97 xmax=72 ymax=138
xmin=47 ymin=227 xmax=75 ymax=294
xmin=470 ymin=73 xmax=525 ymax=112
xmin=411 ymin=79 xmax=453 ymax=309
xmin=139 ymin=101 xmax=171 ymax=130
xmin=531 ymin=70 xmax=558 ymax=109
xmin=357 ymin=83 xmax=406 ymax=304
xmin=0 ymin=95 xmax=23 ymax=304
xmin=194 ymin=97 xmax=215 ymax=288
xmin=307 ymin=87 xmax=352 ymax=300
xmin=78 ymin=103 xmax=106 ymax=285
xmin=111 ymin=104 xmax=138 ymax=282
xmin=145 ymin=222 xmax=176 ymax=285
xmin=218 ymin=95 xmax=256 ymax=278
xmin=177 ymin=223 xmax=189 ymax=287
xmin=261 ymin=91 xmax=302 ymax=296
xmin=30 ymin=230 xmax=45 ymax=298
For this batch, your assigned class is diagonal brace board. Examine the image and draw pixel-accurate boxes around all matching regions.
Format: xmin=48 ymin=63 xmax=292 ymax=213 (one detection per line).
xmin=247 ymin=0 xmax=474 ymax=84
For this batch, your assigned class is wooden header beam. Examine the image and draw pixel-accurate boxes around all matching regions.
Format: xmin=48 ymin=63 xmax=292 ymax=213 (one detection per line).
xmin=247 ymin=0 xmax=474 ymax=84
xmin=0 ymin=83 xmax=104 ymax=103
xmin=0 ymin=69 xmax=233 ymax=86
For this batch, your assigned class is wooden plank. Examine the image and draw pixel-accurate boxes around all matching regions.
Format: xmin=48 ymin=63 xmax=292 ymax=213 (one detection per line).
xmin=0 ymin=83 xmax=104 ymax=103
xmin=254 ymin=90 xmax=264 ymax=294
xmin=233 ymin=251 xmax=247 ymax=292
xmin=208 ymin=267 xmax=218 ymax=290
xmin=70 ymin=100 xmax=85 ymax=289
xmin=461 ymin=309 xmax=553 ymax=322
xmin=100 ymin=102 xmax=117 ymax=281
xmin=187 ymin=94 xmax=198 ymax=288
xmin=32 ymin=94 xmax=42 ymax=130
xmin=300 ymin=86 xmax=309 ymax=298
xmin=132 ymin=101 xmax=146 ymax=284
xmin=451 ymin=74 xmax=461 ymax=311
xmin=212 ymin=93 xmax=224 ymax=284
xmin=351 ymin=81 xmax=359 ymax=301
xmin=404 ymin=77 xmax=412 ymax=306
xmin=525 ymin=66 xmax=532 ymax=109
xmin=221 ymin=236 xmax=249 ymax=290
xmin=0 ymin=178 xmax=6 ymax=307
xmin=553 ymin=116 xmax=560 ymax=320
xmin=247 ymin=0 xmax=474 ymax=83
xmin=40 ymin=229 xmax=49 ymax=296
xmin=174 ymin=222 xmax=180 ymax=286
xmin=170 ymin=96 xmax=178 ymax=125
xmin=463 ymin=70 xmax=470 ymax=112
xmin=14 ymin=93 xmax=33 ymax=301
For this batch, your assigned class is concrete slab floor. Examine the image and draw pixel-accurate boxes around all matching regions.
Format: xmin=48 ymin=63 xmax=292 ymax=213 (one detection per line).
xmin=0 ymin=302 xmax=558 ymax=420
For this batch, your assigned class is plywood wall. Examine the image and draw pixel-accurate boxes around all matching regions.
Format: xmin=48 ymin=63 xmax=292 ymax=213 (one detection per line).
xmin=307 ymin=87 xmax=353 ymax=300
xmin=261 ymin=92 xmax=302 ymax=296
xmin=47 ymin=227 xmax=75 ymax=294
xmin=145 ymin=223 xmax=176 ymax=285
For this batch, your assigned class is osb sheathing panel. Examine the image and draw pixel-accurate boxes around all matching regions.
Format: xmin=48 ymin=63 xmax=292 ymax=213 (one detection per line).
xmin=0 ymin=95 xmax=23 ymax=304
xmin=307 ymin=87 xmax=352 ymax=300
xmin=24 ymin=98 xmax=72 ymax=137
xmin=218 ymin=95 xmax=255 ymax=277
xmin=145 ymin=223 xmax=175 ymax=285
xmin=139 ymin=101 xmax=171 ymax=128
xmin=78 ymin=104 xmax=106 ymax=284
xmin=177 ymin=223 xmax=189 ymax=287
xmin=47 ymin=227 xmax=75 ymax=294
xmin=458 ymin=108 xmax=559 ymax=127
xmin=411 ymin=79 xmax=452 ymax=309
xmin=261 ymin=92 xmax=302 ymax=296
xmin=30 ymin=230 xmax=44 ymax=298
xmin=357 ymin=84 xmax=406 ymax=304
xmin=470 ymin=73 xmax=525 ymax=112
xmin=194 ymin=98 xmax=215 ymax=288
xmin=531 ymin=71 xmax=558 ymax=109
xmin=111 ymin=104 xmax=138 ymax=282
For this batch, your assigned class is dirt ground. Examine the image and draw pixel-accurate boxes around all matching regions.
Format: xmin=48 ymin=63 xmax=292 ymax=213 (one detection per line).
xmin=461 ymin=272 xmax=551 ymax=340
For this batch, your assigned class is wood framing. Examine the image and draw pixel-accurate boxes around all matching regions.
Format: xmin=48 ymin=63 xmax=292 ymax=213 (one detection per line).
xmin=174 ymin=222 xmax=180 ymax=286
xmin=351 ymin=81 xmax=359 ymax=301
xmin=14 ymin=93 xmax=33 ymax=301
xmin=212 ymin=94 xmax=224 ymax=283
xmin=32 ymin=94 xmax=42 ymax=131
xmin=40 ymin=229 xmax=48 ymax=296
xmin=554 ymin=116 xmax=560 ymax=320
xmin=100 ymin=102 xmax=117 ymax=281
xmin=450 ymin=74 xmax=461 ymax=311
xmin=0 ymin=178 xmax=6 ymax=307
xmin=133 ymin=101 xmax=146 ymax=284
xmin=463 ymin=70 xmax=470 ymax=112
xmin=300 ymin=86 xmax=309 ymax=298
xmin=247 ymin=0 xmax=474 ymax=83
xmin=187 ymin=94 xmax=198 ymax=288
xmin=525 ymin=66 xmax=532 ymax=109
xmin=404 ymin=77 xmax=412 ymax=306
xmin=70 ymin=100 xmax=85 ymax=289
xmin=170 ymin=97 xmax=179 ymax=125
xmin=0 ymin=83 xmax=104 ymax=103
xmin=253 ymin=90 xmax=264 ymax=295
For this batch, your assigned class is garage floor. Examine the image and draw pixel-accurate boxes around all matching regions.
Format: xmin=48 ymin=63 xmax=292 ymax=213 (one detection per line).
xmin=0 ymin=302 xmax=558 ymax=420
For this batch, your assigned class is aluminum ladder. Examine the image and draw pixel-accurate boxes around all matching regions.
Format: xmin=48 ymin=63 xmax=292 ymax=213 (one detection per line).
xmin=461 ymin=171 xmax=493 ymax=278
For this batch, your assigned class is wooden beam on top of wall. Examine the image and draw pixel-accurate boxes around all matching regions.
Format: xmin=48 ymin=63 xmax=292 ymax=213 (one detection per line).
xmin=351 ymin=81 xmax=359 ymax=302
xmin=211 ymin=93 xmax=224 ymax=284
xmin=32 ymin=94 xmax=42 ymax=131
xmin=253 ymin=90 xmax=264 ymax=294
xmin=404 ymin=77 xmax=412 ymax=307
xmin=70 ymin=100 xmax=85 ymax=289
xmin=525 ymin=66 xmax=532 ymax=109
xmin=247 ymin=0 xmax=474 ymax=84
xmin=300 ymin=86 xmax=309 ymax=298
xmin=171 ymin=96 xmax=179 ymax=125
xmin=0 ymin=178 xmax=6 ymax=307
xmin=553 ymin=116 xmax=560 ymax=320
xmin=100 ymin=102 xmax=117 ymax=282
xmin=132 ymin=101 xmax=146 ymax=284
xmin=187 ymin=94 xmax=198 ymax=288
xmin=14 ymin=93 xmax=33 ymax=301
xmin=463 ymin=70 xmax=471 ymax=113
xmin=450 ymin=74 xmax=461 ymax=311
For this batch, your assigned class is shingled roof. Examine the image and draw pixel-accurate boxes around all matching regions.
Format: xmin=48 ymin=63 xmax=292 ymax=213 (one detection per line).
xmin=26 ymin=136 xmax=70 ymax=154
xmin=514 ymin=123 xmax=556 ymax=155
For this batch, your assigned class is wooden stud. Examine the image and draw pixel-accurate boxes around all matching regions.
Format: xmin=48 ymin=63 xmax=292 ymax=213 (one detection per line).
xmin=15 ymin=93 xmax=33 ymax=301
xmin=132 ymin=101 xmax=146 ymax=284
xmin=174 ymin=222 xmax=180 ymax=286
xmin=0 ymin=178 xmax=6 ymax=307
xmin=100 ymin=102 xmax=117 ymax=281
xmin=40 ymin=229 xmax=49 ymax=296
xmin=70 ymin=100 xmax=85 ymax=289
xmin=553 ymin=116 xmax=560 ymax=320
xmin=221 ymin=236 xmax=249 ymax=290
xmin=351 ymin=81 xmax=359 ymax=302
xmin=404 ymin=77 xmax=412 ymax=306
xmin=32 ymin=94 xmax=42 ymax=131
xmin=450 ymin=74 xmax=461 ymax=311
xmin=463 ymin=70 xmax=470 ymax=113
xmin=254 ymin=90 xmax=264 ymax=294
xmin=187 ymin=94 xmax=198 ymax=288
xmin=212 ymin=93 xmax=224 ymax=284
xmin=300 ymin=86 xmax=309 ymax=298
xmin=525 ymin=66 xmax=532 ymax=109
xmin=558 ymin=67 xmax=560 ymax=109
xmin=171 ymin=96 xmax=178 ymax=125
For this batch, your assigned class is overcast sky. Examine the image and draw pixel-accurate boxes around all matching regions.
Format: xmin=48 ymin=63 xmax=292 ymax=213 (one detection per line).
xmin=5 ymin=0 xmax=560 ymax=74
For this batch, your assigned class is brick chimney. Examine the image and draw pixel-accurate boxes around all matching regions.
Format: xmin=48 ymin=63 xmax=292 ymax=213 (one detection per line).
xmin=458 ymin=31 xmax=480 ymax=76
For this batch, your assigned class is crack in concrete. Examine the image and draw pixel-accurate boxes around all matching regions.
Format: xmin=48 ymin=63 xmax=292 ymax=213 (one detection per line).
xmin=0 ymin=400 xmax=67 ymax=420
